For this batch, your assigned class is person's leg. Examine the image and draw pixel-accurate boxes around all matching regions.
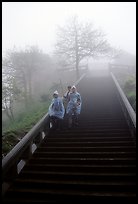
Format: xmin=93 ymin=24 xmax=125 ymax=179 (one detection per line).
xmin=50 ymin=116 xmax=57 ymax=130
xmin=58 ymin=118 xmax=63 ymax=130
xmin=63 ymin=113 xmax=67 ymax=129
xmin=65 ymin=113 xmax=71 ymax=129
xmin=66 ymin=104 xmax=74 ymax=129
xmin=54 ymin=117 xmax=59 ymax=130
xmin=73 ymin=113 xmax=79 ymax=127
xmin=67 ymin=113 xmax=72 ymax=128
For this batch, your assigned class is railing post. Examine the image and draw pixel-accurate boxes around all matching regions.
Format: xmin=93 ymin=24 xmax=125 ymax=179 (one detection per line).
xmin=21 ymin=142 xmax=33 ymax=161
xmin=34 ymin=131 xmax=43 ymax=147
xmin=2 ymin=158 xmax=19 ymax=196
xmin=3 ymin=161 xmax=18 ymax=183
xmin=43 ymin=116 xmax=50 ymax=136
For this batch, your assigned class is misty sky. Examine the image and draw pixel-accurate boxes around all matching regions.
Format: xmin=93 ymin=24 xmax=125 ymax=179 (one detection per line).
xmin=2 ymin=2 xmax=136 ymax=56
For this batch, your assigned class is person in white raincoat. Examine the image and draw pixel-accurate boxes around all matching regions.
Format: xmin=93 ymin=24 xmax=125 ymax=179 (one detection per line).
xmin=66 ymin=86 xmax=82 ymax=128
xmin=48 ymin=90 xmax=65 ymax=130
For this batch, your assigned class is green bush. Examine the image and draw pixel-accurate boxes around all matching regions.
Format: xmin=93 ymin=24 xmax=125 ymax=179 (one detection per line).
xmin=126 ymin=91 xmax=136 ymax=111
xmin=122 ymin=76 xmax=136 ymax=112
xmin=40 ymin=94 xmax=50 ymax=102
xmin=2 ymin=101 xmax=50 ymax=157
xmin=123 ymin=76 xmax=136 ymax=92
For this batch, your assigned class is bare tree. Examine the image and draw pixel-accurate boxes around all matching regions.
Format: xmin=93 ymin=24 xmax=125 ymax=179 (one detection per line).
xmin=2 ymin=64 xmax=21 ymax=121
xmin=55 ymin=16 xmax=112 ymax=79
xmin=2 ymin=46 xmax=56 ymax=115
xmin=2 ymin=46 xmax=44 ymax=107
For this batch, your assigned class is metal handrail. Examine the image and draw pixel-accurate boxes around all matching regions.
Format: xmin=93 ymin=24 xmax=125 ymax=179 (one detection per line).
xmin=110 ymin=72 xmax=136 ymax=138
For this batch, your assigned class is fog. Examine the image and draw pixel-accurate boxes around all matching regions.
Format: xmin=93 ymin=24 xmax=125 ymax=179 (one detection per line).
xmin=2 ymin=2 xmax=136 ymax=163
xmin=2 ymin=2 xmax=136 ymax=56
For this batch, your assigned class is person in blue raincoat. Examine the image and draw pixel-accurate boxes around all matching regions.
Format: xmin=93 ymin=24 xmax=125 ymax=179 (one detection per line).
xmin=48 ymin=90 xmax=65 ymax=130
xmin=66 ymin=85 xmax=82 ymax=128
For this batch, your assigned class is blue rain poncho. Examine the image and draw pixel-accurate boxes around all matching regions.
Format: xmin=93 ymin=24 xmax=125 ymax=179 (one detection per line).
xmin=48 ymin=97 xmax=65 ymax=119
xmin=66 ymin=92 xmax=82 ymax=115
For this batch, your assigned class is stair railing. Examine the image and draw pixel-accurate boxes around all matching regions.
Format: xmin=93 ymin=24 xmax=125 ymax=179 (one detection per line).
xmin=2 ymin=72 xmax=87 ymax=195
xmin=2 ymin=113 xmax=50 ymax=195
xmin=74 ymin=72 xmax=86 ymax=86
xmin=110 ymin=71 xmax=136 ymax=138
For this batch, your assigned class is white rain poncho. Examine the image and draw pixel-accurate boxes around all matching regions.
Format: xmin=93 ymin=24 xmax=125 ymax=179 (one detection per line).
xmin=48 ymin=97 xmax=65 ymax=119
xmin=66 ymin=91 xmax=82 ymax=115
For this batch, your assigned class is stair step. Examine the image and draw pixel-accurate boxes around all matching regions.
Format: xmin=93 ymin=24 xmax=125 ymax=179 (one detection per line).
xmin=34 ymin=151 xmax=136 ymax=158
xmin=23 ymin=164 xmax=136 ymax=173
xmin=38 ymin=146 xmax=136 ymax=152
xmin=46 ymin=137 xmax=135 ymax=142
xmin=58 ymin=129 xmax=130 ymax=133
xmin=11 ymin=179 xmax=136 ymax=193
xmin=28 ymin=157 xmax=136 ymax=165
xmin=79 ymin=119 xmax=127 ymax=122
xmin=43 ymin=141 xmax=134 ymax=147
xmin=4 ymin=196 xmax=135 ymax=203
xmin=48 ymin=133 xmax=131 ymax=137
xmin=75 ymin=123 xmax=129 ymax=127
xmin=19 ymin=170 xmax=136 ymax=182
xmin=5 ymin=188 xmax=136 ymax=202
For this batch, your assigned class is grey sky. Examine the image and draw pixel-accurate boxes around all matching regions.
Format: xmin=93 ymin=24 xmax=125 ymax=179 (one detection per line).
xmin=2 ymin=2 xmax=136 ymax=56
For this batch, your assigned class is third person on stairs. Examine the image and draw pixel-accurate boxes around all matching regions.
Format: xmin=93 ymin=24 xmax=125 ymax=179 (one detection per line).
xmin=66 ymin=85 xmax=82 ymax=128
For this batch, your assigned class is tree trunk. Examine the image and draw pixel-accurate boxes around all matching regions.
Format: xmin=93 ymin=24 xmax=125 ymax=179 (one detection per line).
xmin=9 ymin=98 xmax=14 ymax=121
xmin=4 ymin=108 xmax=14 ymax=121
xmin=75 ymin=58 xmax=79 ymax=80
xmin=23 ymin=75 xmax=29 ymax=109
xmin=9 ymin=107 xmax=14 ymax=121
xmin=75 ymin=27 xmax=79 ymax=80
xmin=28 ymin=71 xmax=33 ymax=102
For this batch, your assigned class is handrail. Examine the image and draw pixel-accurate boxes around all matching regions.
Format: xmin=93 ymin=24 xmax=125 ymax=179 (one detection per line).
xmin=2 ymin=71 xmax=86 ymax=195
xmin=110 ymin=72 xmax=136 ymax=139
xmin=2 ymin=113 xmax=49 ymax=175
xmin=74 ymin=73 xmax=87 ymax=86
xmin=110 ymin=72 xmax=136 ymax=128
xmin=109 ymin=63 xmax=135 ymax=69
xmin=2 ymin=112 xmax=50 ymax=195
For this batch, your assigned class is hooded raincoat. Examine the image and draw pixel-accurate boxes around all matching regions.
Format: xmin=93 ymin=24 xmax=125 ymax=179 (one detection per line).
xmin=48 ymin=97 xmax=65 ymax=119
xmin=66 ymin=91 xmax=82 ymax=115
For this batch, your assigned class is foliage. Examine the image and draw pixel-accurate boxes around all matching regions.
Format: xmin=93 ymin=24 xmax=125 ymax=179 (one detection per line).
xmin=111 ymin=65 xmax=136 ymax=112
xmin=2 ymin=60 xmax=21 ymax=121
xmin=2 ymin=102 xmax=50 ymax=157
xmin=123 ymin=76 xmax=136 ymax=92
xmin=40 ymin=94 xmax=50 ymax=102
xmin=122 ymin=76 xmax=136 ymax=112
xmin=2 ymin=46 xmax=55 ymax=124
xmin=126 ymin=91 xmax=136 ymax=111
xmin=49 ymin=82 xmax=62 ymax=92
